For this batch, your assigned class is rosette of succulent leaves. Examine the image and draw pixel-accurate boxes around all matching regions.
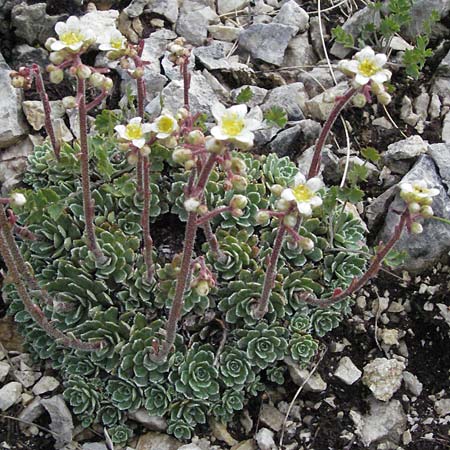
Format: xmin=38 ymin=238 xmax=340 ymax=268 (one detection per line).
xmin=1 ymin=17 xmax=430 ymax=447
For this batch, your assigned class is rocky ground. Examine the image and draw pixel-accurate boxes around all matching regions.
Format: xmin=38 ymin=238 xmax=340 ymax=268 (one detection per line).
xmin=0 ymin=0 xmax=450 ymax=449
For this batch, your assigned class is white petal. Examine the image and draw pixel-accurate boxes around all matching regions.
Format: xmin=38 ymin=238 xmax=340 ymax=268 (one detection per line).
xmin=339 ymin=60 xmax=358 ymax=74
xmin=310 ymin=196 xmax=323 ymax=208
xmin=114 ymin=124 xmax=126 ymax=138
xmin=293 ymin=172 xmax=306 ymax=186
xmin=233 ymin=130 xmax=254 ymax=145
xmin=244 ymin=118 xmax=261 ymax=131
xmin=228 ymin=104 xmax=248 ymax=117
xmin=69 ymin=42 xmax=83 ymax=51
xmin=374 ymin=53 xmax=387 ymax=67
xmin=281 ymin=189 xmax=295 ymax=201
xmin=98 ymin=43 xmax=111 ymax=51
xmin=156 ymin=132 xmax=171 ymax=139
xmin=132 ymin=138 xmax=146 ymax=148
xmin=297 ymin=202 xmax=312 ymax=216
xmin=400 ymin=182 xmax=413 ymax=193
xmin=211 ymin=126 xmax=229 ymax=141
xmin=414 ymin=180 xmax=427 ymax=189
xmin=54 ymin=21 xmax=67 ymax=36
xmin=50 ymin=41 xmax=66 ymax=51
xmin=356 ymin=46 xmax=375 ymax=61
xmin=371 ymin=71 xmax=389 ymax=84
xmin=354 ymin=74 xmax=370 ymax=86
xmin=141 ymin=123 xmax=153 ymax=133
xmin=66 ymin=16 xmax=81 ymax=30
xmin=129 ymin=117 xmax=142 ymax=124
xmin=428 ymin=188 xmax=440 ymax=197
xmin=211 ymin=103 xmax=226 ymax=122
xmin=306 ymin=177 xmax=323 ymax=192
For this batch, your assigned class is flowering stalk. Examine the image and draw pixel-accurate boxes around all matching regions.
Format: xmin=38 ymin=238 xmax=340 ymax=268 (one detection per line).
xmin=141 ymin=156 xmax=154 ymax=282
xmin=202 ymin=222 xmax=225 ymax=261
xmin=300 ymin=209 xmax=410 ymax=307
xmin=77 ymin=73 xmax=105 ymax=263
xmin=152 ymin=154 xmax=217 ymax=362
xmin=307 ymin=87 xmax=357 ymax=179
xmin=0 ymin=205 xmax=102 ymax=350
xmin=32 ymin=64 xmax=60 ymax=159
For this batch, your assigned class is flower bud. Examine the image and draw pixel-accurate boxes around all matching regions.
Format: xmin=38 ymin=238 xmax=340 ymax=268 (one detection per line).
xmin=102 ymin=77 xmax=114 ymax=91
xmin=131 ymin=67 xmax=145 ymax=79
xmin=187 ymin=130 xmax=205 ymax=145
xmin=408 ymin=202 xmax=421 ymax=214
xmin=10 ymin=193 xmax=26 ymax=207
xmin=127 ymin=152 xmax=139 ymax=165
xmin=176 ymin=107 xmax=189 ymax=120
xmin=230 ymin=175 xmax=248 ymax=192
xmin=205 ymin=136 xmax=225 ymax=154
xmin=140 ymin=145 xmax=151 ymax=157
xmin=352 ymin=93 xmax=367 ymax=108
xmin=77 ymin=64 xmax=92 ymax=79
xmin=410 ymin=222 xmax=423 ymax=234
xmin=168 ymin=44 xmax=185 ymax=56
xmin=276 ymin=198 xmax=291 ymax=212
xmin=230 ymin=157 xmax=246 ymax=175
xmin=231 ymin=208 xmax=243 ymax=217
xmin=45 ymin=37 xmax=57 ymax=51
xmin=197 ymin=204 xmax=209 ymax=216
xmin=49 ymin=69 xmax=64 ymax=84
xmin=184 ymin=159 xmax=196 ymax=170
xmin=270 ymin=184 xmax=284 ymax=196
xmin=160 ymin=136 xmax=177 ymax=149
xmin=255 ymin=210 xmax=270 ymax=225
xmin=184 ymin=197 xmax=200 ymax=212
xmin=62 ymin=96 xmax=77 ymax=109
xmin=49 ymin=51 xmax=66 ymax=65
xmin=377 ymin=91 xmax=392 ymax=106
xmin=371 ymin=81 xmax=385 ymax=95
xmin=230 ymin=194 xmax=248 ymax=210
xmin=89 ymin=72 xmax=104 ymax=88
xmin=283 ymin=214 xmax=297 ymax=228
xmin=420 ymin=205 xmax=434 ymax=218
xmin=299 ymin=237 xmax=314 ymax=251
xmin=119 ymin=142 xmax=130 ymax=152
xmin=172 ymin=148 xmax=193 ymax=164
xmin=11 ymin=76 xmax=25 ymax=88
xmin=195 ymin=280 xmax=210 ymax=296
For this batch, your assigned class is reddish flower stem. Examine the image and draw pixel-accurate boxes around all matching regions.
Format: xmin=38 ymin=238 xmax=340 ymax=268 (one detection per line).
xmin=0 ymin=206 xmax=102 ymax=350
xmin=86 ymin=89 xmax=108 ymax=112
xmin=32 ymin=64 xmax=60 ymax=159
xmin=254 ymin=223 xmax=287 ymax=319
xmin=196 ymin=206 xmax=232 ymax=226
xmin=77 ymin=75 xmax=105 ymax=262
xmin=141 ymin=156 xmax=154 ymax=282
xmin=307 ymin=87 xmax=357 ymax=179
xmin=152 ymin=154 xmax=217 ymax=362
xmin=183 ymin=59 xmax=190 ymax=111
xmin=202 ymin=222 xmax=225 ymax=261
xmin=300 ymin=209 xmax=410 ymax=307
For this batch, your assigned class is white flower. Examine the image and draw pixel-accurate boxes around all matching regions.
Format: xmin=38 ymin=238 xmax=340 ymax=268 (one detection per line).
xmin=280 ymin=173 xmax=323 ymax=217
xmin=115 ymin=117 xmax=152 ymax=148
xmin=97 ymin=28 xmax=127 ymax=52
xmin=50 ymin=16 xmax=95 ymax=53
xmin=10 ymin=193 xmax=26 ymax=207
xmin=399 ymin=180 xmax=439 ymax=205
xmin=338 ymin=46 xmax=391 ymax=86
xmin=149 ymin=112 xmax=179 ymax=139
xmin=211 ymin=103 xmax=260 ymax=149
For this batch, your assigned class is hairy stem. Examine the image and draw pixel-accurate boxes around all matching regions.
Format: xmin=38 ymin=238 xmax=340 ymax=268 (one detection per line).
xmin=183 ymin=58 xmax=190 ymax=111
xmin=300 ymin=209 xmax=410 ymax=307
xmin=32 ymin=64 xmax=60 ymax=159
xmin=77 ymin=76 xmax=105 ymax=262
xmin=202 ymin=221 xmax=225 ymax=262
xmin=141 ymin=156 xmax=154 ymax=282
xmin=254 ymin=223 xmax=287 ymax=319
xmin=196 ymin=206 xmax=232 ymax=226
xmin=0 ymin=206 xmax=102 ymax=350
xmin=307 ymin=87 xmax=357 ymax=179
xmin=86 ymin=88 xmax=108 ymax=112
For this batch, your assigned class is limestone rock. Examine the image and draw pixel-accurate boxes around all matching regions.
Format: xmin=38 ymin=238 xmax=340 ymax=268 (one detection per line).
xmin=41 ymin=395 xmax=74 ymax=449
xmin=136 ymin=432 xmax=182 ymax=450
xmin=0 ymin=361 xmax=10 ymax=383
xmin=334 ymin=356 xmax=362 ymax=385
xmin=238 ymin=23 xmax=296 ymax=66
xmin=231 ymin=85 xmax=268 ymax=107
xmin=32 ymin=376 xmax=60 ymax=395
xmin=434 ymin=398 xmax=450 ymax=416
xmin=259 ymin=404 xmax=285 ymax=432
xmin=207 ymin=25 xmax=241 ymax=42
xmin=217 ymin=0 xmax=249 ymax=15
xmin=255 ymin=428 xmax=276 ymax=450
xmin=0 ymin=381 xmax=22 ymax=411
xmin=11 ymin=44 xmax=49 ymax=69
xmin=129 ymin=408 xmax=167 ymax=431
xmin=261 ymin=82 xmax=307 ymax=121
xmin=193 ymin=41 xmax=247 ymax=71
xmin=283 ymin=33 xmax=318 ymax=69
xmin=18 ymin=397 xmax=44 ymax=432
xmin=22 ymin=100 xmax=65 ymax=131
xmin=273 ymin=0 xmax=309 ymax=34
xmin=362 ymin=358 xmax=405 ymax=401
xmin=304 ymin=82 xmax=348 ymax=121
xmin=402 ymin=371 xmax=423 ymax=397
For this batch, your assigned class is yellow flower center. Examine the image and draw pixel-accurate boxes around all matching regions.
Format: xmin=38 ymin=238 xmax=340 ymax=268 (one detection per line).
xmin=111 ymin=37 xmax=124 ymax=49
xmin=61 ymin=31 xmax=84 ymax=45
xmin=358 ymin=58 xmax=379 ymax=77
xmin=221 ymin=113 xmax=245 ymax=137
xmin=125 ymin=123 xmax=143 ymax=140
xmin=292 ymin=184 xmax=313 ymax=202
xmin=157 ymin=116 xmax=175 ymax=134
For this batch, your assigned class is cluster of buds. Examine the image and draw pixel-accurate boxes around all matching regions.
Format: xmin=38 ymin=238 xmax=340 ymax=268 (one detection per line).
xmin=229 ymin=194 xmax=248 ymax=217
xmin=400 ymin=180 xmax=439 ymax=234
xmin=9 ymin=67 xmax=33 ymax=89
xmin=190 ymin=257 xmax=215 ymax=296
xmin=0 ymin=193 xmax=27 ymax=207
xmin=167 ymin=37 xmax=190 ymax=65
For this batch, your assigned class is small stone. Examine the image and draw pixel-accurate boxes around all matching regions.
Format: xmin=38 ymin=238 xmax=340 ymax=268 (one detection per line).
xmin=129 ymin=408 xmax=167 ymax=431
xmin=22 ymin=100 xmax=65 ymax=132
xmin=238 ymin=23 xmax=296 ymax=66
xmin=0 ymin=361 xmax=10 ymax=383
xmin=379 ymin=329 xmax=400 ymax=347
xmin=261 ymin=82 xmax=307 ymax=121
xmin=428 ymin=93 xmax=441 ymax=119
xmin=287 ymin=362 xmax=327 ymax=393
xmin=362 ymin=358 xmax=405 ymax=402
xmin=383 ymin=135 xmax=428 ymax=174
xmin=11 ymin=44 xmax=49 ymax=69
xmin=144 ymin=0 xmax=179 ymax=23
xmin=41 ymin=395 xmax=74 ymax=449
xmin=442 ymin=112 xmax=450 ymax=143
xmin=0 ymin=382 xmax=22 ymax=411
xmin=434 ymin=398 xmax=450 ymax=416
xmin=402 ymin=371 xmax=423 ymax=397
xmin=209 ymin=419 xmax=238 ymax=446
xmin=273 ymin=0 xmax=309 ymax=34
xmin=231 ymin=85 xmax=268 ymax=107
xmin=400 ymin=96 xmax=419 ymax=127
xmin=230 ymin=440 xmax=256 ymax=450
xmin=304 ymin=82 xmax=348 ymax=121
xmin=208 ymin=25 xmax=241 ymax=42
xmin=18 ymin=397 xmax=44 ymax=432
xmin=283 ymin=33 xmax=318 ymax=69
xmin=217 ymin=0 xmax=249 ymax=15
xmin=334 ymin=356 xmax=362 ymax=385
xmin=402 ymin=430 xmax=412 ymax=445
xmin=81 ymin=444 xmax=108 ymax=450
xmin=178 ymin=445 xmax=202 ymax=450
xmin=14 ymin=368 xmax=41 ymax=388
xmin=193 ymin=41 xmax=246 ymax=71
xmin=259 ymin=404 xmax=285 ymax=432
xmin=239 ymin=409 xmax=253 ymax=434
xmin=255 ymin=428 xmax=276 ymax=450
xmin=298 ymin=67 xmax=346 ymax=98
xmin=32 ymin=376 xmax=60 ymax=396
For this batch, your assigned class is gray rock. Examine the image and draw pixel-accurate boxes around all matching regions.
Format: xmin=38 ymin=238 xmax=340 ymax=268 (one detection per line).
xmin=161 ymin=51 xmax=195 ymax=81
xmin=400 ymin=96 xmax=419 ymax=127
xmin=146 ymin=71 xmax=220 ymax=119
xmin=18 ymin=397 xmax=44 ymax=432
xmin=11 ymin=2 xmax=63 ymax=45
xmin=124 ymin=0 xmax=149 ymax=17
xmin=0 ymin=54 xmax=28 ymax=148
xmin=125 ymin=0 xmax=178 ymax=22
xmin=304 ymin=82 xmax=348 ymax=121
xmin=286 ymin=358 xmax=327 ymax=392
xmin=442 ymin=112 xmax=450 ymax=144
xmin=136 ymin=431 xmax=182 ymax=450
xmin=267 ymin=120 xmax=321 ymax=157
xmin=339 ymin=156 xmax=379 ymax=183
xmin=22 ymin=100 xmax=65 ymax=132
xmin=378 ymin=155 xmax=450 ymax=272
xmin=273 ymin=0 xmax=309 ymax=34
xmin=207 ymin=25 xmax=241 ymax=42
xmin=383 ymin=135 xmax=428 ymax=174
xmin=217 ymin=0 xmax=249 ymax=15
xmin=32 ymin=376 xmax=60 ymax=395
xmin=298 ymin=67 xmax=346 ymax=98
xmin=427 ymin=143 xmax=450 ymax=188
xmin=41 ymin=395 xmax=74 ymax=449
xmin=283 ymin=33 xmax=318 ymax=69
xmin=14 ymin=367 xmax=41 ymax=388
xmin=434 ymin=398 xmax=450 ymax=416
xmin=0 ymin=381 xmax=22 ymax=411
xmin=259 ymin=404 xmax=285 ymax=432
xmin=193 ymin=41 xmax=246 ymax=71
xmin=262 ymin=82 xmax=307 ymax=121
xmin=362 ymin=358 xmax=405 ymax=402
xmin=334 ymin=356 xmax=362 ymax=385
xmin=255 ymin=428 xmax=276 ymax=450
xmin=81 ymin=444 xmax=108 ymax=450
xmin=351 ymin=399 xmax=407 ymax=447
xmin=143 ymin=29 xmax=178 ymax=61
xmin=402 ymin=371 xmax=423 ymax=397
xmin=0 ymin=361 xmax=10 ymax=382
xmin=176 ymin=1 xmax=219 ymax=46
xmin=11 ymin=44 xmax=49 ymax=69
xmin=178 ymin=445 xmax=203 ymax=450
xmin=366 ymin=185 xmax=397 ymax=230
xmin=238 ymin=23 xmax=296 ymax=66
xmin=297 ymin=144 xmax=338 ymax=180
xmin=231 ymin=85 xmax=268 ymax=107
xmin=129 ymin=408 xmax=167 ymax=431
